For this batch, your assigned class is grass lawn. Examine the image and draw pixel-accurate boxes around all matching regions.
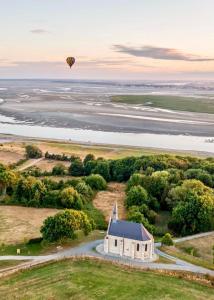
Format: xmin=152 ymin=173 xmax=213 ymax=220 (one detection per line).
xmin=0 ymin=259 xmax=213 ymax=300
xmin=0 ymin=230 xmax=105 ymax=256
xmin=111 ymin=95 xmax=214 ymax=114
xmin=160 ymin=233 xmax=214 ymax=270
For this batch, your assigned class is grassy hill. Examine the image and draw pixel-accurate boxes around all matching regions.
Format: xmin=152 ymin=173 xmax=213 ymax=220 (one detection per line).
xmin=0 ymin=259 xmax=213 ymax=300
xmin=111 ymin=95 xmax=214 ymax=114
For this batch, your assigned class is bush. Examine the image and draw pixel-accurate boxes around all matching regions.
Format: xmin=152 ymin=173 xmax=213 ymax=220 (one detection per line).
xmin=25 ymin=145 xmax=42 ymax=159
xmin=161 ymin=233 xmax=174 ymax=246
xmin=85 ymin=174 xmax=107 ymax=190
xmin=52 ymin=163 xmax=67 ymax=175
xmin=27 ymin=237 xmax=43 ymax=244
xmin=41 ymin=209 xmax=93 ymax=242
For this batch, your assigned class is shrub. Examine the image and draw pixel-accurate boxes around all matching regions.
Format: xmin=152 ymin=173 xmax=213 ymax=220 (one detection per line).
xmin=85 ymin=174 xmax=107 ymax=190
xmin=161 ymin=233 xmax=174 ymax=246
xmin=25 ymin=145 xmax=42 ymax=159
xmin=52 ymin=163 xmax=67 ymax=175
xmin=27 ymin=237 xmax=43 ymax=244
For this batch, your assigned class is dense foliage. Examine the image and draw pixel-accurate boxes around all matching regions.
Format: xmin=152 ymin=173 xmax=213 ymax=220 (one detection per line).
xmin=2 ymin=147 xmax=214 ymax=237
xmin=161 ymin=233 xmax=174 ymax=246
xmin=41 ymin=209 xmax=94 ymax=242
xmin=25 ymin=145 xmax=43 ymax=159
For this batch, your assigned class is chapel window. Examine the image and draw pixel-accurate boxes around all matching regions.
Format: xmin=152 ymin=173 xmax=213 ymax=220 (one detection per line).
xmin=115 ymin=239 xmax=117 ymax=247
xmin=137 ymin=243 xmax=140 ymax=251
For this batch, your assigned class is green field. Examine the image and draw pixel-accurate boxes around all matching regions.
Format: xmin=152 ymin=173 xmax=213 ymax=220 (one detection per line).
xmin=0 ymin=259 xmax=213 ymax=300
xmin=111 ymin=95 xmax=214 ymax=114
xmin=0 ymin=230 xmax=105 ymax=256
xmin=0 ymin=260 xmax=26 ymax=270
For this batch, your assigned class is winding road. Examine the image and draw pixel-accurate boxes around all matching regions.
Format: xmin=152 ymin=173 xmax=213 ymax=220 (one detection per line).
xmin=0 ymin=231 xmax=213 ymax=278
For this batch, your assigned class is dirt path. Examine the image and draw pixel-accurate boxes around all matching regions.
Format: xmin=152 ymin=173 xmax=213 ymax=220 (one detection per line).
xmin=16 ymin=157 xmax=44 ymax=171
xmin=93 ymin=182 xmax=126 ymax=221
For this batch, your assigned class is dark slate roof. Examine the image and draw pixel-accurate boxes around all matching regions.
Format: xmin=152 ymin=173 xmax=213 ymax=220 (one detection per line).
xmin=108 ymin=220 xmax=151 ymax=241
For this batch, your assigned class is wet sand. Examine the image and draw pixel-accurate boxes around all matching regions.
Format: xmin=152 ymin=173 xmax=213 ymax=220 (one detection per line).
xmin=1 ymin=92 xmax=214 ymax=136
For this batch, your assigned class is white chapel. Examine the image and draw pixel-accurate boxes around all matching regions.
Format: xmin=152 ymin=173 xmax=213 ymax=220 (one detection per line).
xmin=104 ymin=203 xmax=155 ymax=261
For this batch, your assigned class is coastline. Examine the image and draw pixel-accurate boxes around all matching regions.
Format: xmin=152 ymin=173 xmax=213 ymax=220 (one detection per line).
xmin=0 ymin=133 xmax=213 ymax=158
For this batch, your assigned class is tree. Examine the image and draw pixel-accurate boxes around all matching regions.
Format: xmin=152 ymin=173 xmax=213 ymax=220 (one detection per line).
xmin=92 ymin=160 xmax=110 ymax=181
xmin=146 ymin=171 xmax=170 ymax=208
xmin=184 ymin=168 xmax=213 ymax=187
xmin=75 ymin=181 xmax=93 ymax=202
xmin=25 ymin=145 xmax=42 ymax=158
xmin=13 ymin=176 xmax=46 ymax=207
xmin=127 ymin=208 xmax=155 ymax=234
xmin=0 ymin=164 xmax=17 ymax=195
xmin=83 ymin=153 xmax=95 ymax=165
xmin=52 ymin=163 xmax=66 ymax=176
xmin=85 ymin=174 xmax=107 ymax=190
xmin=125 ymin=185 xmax=148 ymax=208
xmin=169 ymin=180 xmax=214 ymax=235
xmin=68 ymin=158 xmax=84 ymax=176
xmin=60 ymin=187 xmax=83 ymax=209
xmin=126 ymin=173 xmax=144 ymax=192
xmin=41 ymin=209 xmax=93 ymax=242
xmin=161 ymin=233 xmax=174 ymax=246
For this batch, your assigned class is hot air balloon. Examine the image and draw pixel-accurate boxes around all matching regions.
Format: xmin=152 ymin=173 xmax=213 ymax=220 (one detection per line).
xmin=66 ymin=57 xmax=75 ymax=68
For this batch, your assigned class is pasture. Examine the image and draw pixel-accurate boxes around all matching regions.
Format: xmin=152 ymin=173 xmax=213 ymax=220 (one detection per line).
xmin=0 ymin=259 xmax=213 ymax=300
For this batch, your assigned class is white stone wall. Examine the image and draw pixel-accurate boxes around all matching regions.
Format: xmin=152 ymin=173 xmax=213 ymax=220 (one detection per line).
xmin=104 ymin=234 xmax=154 ymax=260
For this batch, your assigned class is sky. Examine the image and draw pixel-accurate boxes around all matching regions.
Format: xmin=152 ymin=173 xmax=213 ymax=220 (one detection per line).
xmin=0 ymin=0 xmax=214 ymax=80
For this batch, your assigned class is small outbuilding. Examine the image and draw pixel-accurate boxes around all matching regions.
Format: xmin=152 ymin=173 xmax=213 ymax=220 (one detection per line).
xmin=104 ymin=203 xmax=154 ymax=260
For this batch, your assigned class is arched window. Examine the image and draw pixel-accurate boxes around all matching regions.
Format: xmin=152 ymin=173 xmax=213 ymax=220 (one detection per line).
xmin=145 ymin=244 xmax=148 ymax=251
xmin=115 ymin=239 xmax=117 ymax=247
xmin=137 ymin=243 xmax=140 ymax=251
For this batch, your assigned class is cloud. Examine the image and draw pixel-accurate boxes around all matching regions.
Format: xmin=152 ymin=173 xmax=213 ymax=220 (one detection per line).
xmin=30 ymin=29 xmax=49 ymax=34
xmin=114 ymin=45 xmax=214 ymax=62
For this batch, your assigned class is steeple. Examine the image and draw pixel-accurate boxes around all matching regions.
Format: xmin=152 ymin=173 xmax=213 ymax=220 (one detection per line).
xmin=112 ymin=201 xmax=118 ymax=222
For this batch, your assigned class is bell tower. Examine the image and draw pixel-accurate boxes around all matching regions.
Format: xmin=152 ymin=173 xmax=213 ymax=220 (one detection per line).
xmin=112 ymin=201 xmax=118 ymax=222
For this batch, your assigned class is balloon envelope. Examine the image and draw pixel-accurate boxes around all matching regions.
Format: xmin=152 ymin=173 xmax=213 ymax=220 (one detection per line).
xmin=66 ymin=57 xmax=75 ymax=68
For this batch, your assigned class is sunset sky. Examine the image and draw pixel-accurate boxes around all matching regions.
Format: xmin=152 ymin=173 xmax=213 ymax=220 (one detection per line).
xmin=1 ymin=0 xmax=214 ymax=79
